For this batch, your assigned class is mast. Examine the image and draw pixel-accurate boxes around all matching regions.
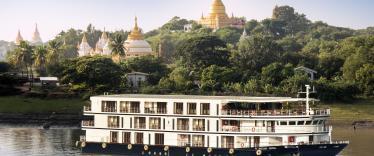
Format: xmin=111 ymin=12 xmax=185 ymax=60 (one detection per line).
xmin=305 ymin=85 xmax=310 ymax=115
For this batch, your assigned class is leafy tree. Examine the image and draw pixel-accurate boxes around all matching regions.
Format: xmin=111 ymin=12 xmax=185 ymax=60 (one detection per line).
xmin=161 ymin=16 xmax=190 ymax=31
xmin=261 ymin=62 xmax=294 ymax=86
xmin=159 ymin=66 xmax=194 ymax=92
xmin=214 ymin=27 xmax=242 ymax=45
xmin=280 ymin=73 xmax=310 ymax=95
xmin=124 ymin=55 xmax=169 ymax=85
xmin=355 ymin=64 xmax=374 ymax=96
xmin=200 ymin=65 xmax=238 ymax=92
xmin=232 ymin=35 xmax=283 ymax=77
xmin=60 ymin=56 xmax=123 ymax=93
xmin=176 ymin=35 xmax=230 ymax=70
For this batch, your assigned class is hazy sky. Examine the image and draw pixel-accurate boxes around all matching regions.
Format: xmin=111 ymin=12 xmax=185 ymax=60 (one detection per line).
xmin=1 ymin=0 xmax=373 ymax=41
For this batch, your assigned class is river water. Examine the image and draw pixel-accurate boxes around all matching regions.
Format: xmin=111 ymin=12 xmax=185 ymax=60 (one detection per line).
xmin=0 ymin=125 xmax=372 ymax=156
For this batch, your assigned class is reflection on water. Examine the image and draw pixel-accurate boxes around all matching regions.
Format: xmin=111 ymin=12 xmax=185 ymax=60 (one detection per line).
xmin=333 ymin=125 xmax=374 ymax=156
xmin=0 ymin=126 xmax=81 ymax=156
xmin=0 ymin=125 xmax=373 ymax=156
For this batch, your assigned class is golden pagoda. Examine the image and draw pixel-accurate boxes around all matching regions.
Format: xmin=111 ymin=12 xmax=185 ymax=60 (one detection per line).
xmin=15 ymin=30 xmax=23 ymax=45
xmin=123 ymin=17 xmax=153 ymax=59
xmin=199 ymin=0 xmax=245 ymax=30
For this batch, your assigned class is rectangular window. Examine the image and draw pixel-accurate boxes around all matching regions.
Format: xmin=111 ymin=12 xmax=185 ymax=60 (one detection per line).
xmin=216 ymin=120 xmax=219 ymax=131
xmin=174 ymin=102 xmax=183 ymax=114
xmin=177 ymin=134 xmax=191 ymax=146
xmin=163 ymin=118 xmax=165 ymax=129
xmin=135 ymin=132 xmax=143 ymax=144
xmin=207 ymin=120 xmax=210 ymax=131
xmin=120 ymin=101 xmax=140 ymax=113
xmin=134 ymin=117 xmax=146 ymax=129
xmin=192 ymin=135 xmax=205 ymax=147
xmin=216 ymin=104 xmax=219 ymax=115
xmin=101 ymin=101 xmax=117 ymax=112
xmin=108 ymin=116 xmax=119 ymax=128
xmin=305 ymin=120 xmax=312 ymax=125
xmin=121 ymin=117 xmax=123 ymax=128
xmin=193 ymin=119 xmax=205 ymax=131
xmin=312 ymin=120 xmax=318 ymax=125
xmin=297 ymin=121 xmax=305 ymax=125
xmin=289 ymin=121 xmax=296 ymax=125
xmin=177 ymin=118 xmax=189 ymax=130
xmin=122 ymin=132 xmax=131 ymax=144
xmin=130 ymin=117 xmax=132 ymax=128
xmin=187 ymin=103 xmax=197 ymax=115
xmin=110 ymin=131 xmax=118 ymax=143
xmin=155 ymin=133 xmax=164 ymax=145
xmin=280 ymin=121 xmax=287 ymax=125
xmin=145 ymin=102 xmax=167 ymax=114
xmin=149 ymin=117 xmax=161 ymax=129
xmin=172 ymin=119 xmax=175 ymax=130
xmin=200 ymin=103 xmax=210 ymax=115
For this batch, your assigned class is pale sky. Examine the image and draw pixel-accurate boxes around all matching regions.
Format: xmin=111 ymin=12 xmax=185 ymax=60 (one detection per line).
xmin=0 ymin=0 xmax=373 ymax=42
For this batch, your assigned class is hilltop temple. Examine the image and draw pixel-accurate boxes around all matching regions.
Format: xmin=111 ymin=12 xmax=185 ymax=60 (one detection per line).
xmin=14 ymin=24 xmax=43 ymax=46
xmin=199 ymin=0 xmax=245 ymax=30
xmin=78 ymin=17 xmax=154 ymax=60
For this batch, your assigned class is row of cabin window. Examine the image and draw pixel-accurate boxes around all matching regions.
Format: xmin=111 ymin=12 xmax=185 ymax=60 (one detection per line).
xmin=101 ymin=101 xmax=211 ymax=115
xmin=278 ymin=120 xmax=325 ymax=126
xmin=107 ymin=116 xmax=210 ymax=131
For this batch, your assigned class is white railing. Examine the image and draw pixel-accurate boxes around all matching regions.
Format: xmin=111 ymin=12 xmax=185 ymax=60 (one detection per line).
xmin=221 ymin=109 xmax=330 ymax=117
xmin=220 ymin=126 xmax=329 ymax=133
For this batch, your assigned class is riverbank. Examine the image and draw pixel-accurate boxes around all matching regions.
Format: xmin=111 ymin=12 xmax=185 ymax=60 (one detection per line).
xmin=0 ymin=96 xmax=84 ymax=126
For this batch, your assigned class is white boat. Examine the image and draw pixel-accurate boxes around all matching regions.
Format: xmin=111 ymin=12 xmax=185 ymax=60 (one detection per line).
xmin=79 ymin=85 xmax=348 ymax=156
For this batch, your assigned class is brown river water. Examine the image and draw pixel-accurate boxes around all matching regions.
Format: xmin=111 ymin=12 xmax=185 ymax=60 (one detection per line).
xmin=0 ymin=124 xmax=372 ymax=156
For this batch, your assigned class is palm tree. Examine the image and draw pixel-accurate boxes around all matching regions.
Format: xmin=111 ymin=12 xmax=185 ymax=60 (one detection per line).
xmin=109 ymin=34 xmax=125 ymax=63
xmin=14 ymin=41 xmax=34 ymax=87
xmin=33 ymin=45 xmax=48 ymax=76
xmin=47 ymin=40 xmax=62 ymax=65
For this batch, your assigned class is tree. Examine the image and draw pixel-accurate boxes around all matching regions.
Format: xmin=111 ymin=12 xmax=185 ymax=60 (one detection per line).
xmin=231 ymin=35 xmax=283 ymax=77
xmin=176 ymin=35 xmax=230 ymax=70
xmin=0 ymin=62 xmax=11 ymax=73
xmin=33 ymin=46 xmax=48 ymax=76
xmin=60 ymin=56 xmax=124 ymax=93
xmin=214 ymin=27 xmax=242 ymax=45
xmin=15 ymin=41 xmax=33 ymax=79
xmin=124 ymin=55 xmax=169 ymax=85
xmin=161 ymin=16 xmax=190 ymax=31
xmin=200 ymin=65 xmax=238 ymax=92
xmin=355 ymin=64 xmax=374 ymax=96
xmin=109 ymin=34 xmax=125 ymax=62
xmin=47 ymin=40 xmax=62 ymax=64
xmin=261 ymin=62 xmax=294 ymax=86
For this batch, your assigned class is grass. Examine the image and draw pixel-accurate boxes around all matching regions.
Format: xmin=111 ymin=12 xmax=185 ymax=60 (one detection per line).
xmin=0 ymin=96 xmax=85 ymax=113
xmin=322 ymin=98 xmax=374 ymax=123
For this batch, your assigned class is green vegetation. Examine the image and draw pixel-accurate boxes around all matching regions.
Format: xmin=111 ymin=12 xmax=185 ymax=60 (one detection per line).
xmin=3 ymin=5 xmax=373 ymax=102
xmin=0 ymin=96 xmax=84 ymax=113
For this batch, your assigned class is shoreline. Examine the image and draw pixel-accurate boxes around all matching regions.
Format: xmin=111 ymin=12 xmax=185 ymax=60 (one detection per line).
xmin=0 ymin=112 xmax=82 ymax=127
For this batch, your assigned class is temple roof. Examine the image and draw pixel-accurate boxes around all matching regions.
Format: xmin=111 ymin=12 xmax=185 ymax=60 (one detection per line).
xmin=127 ymin=17 xmax=144 ymax=40
xmin=15 ymin=30 xmax=23 ymax=44
xmin=31 ymin=24 xmax=42 ymax=44
xmin=209 ymin=0 xmax=228 ymax=17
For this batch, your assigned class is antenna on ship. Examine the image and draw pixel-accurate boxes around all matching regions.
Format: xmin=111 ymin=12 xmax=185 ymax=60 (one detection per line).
xmin=305 ymin=85 xmax=311 ymax=115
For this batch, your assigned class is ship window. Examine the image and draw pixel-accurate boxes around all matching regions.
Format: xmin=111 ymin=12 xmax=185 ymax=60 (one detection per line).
xmin=305 ymin=120 xmax=312 ymax=125
xmin=155 ymin=133 xmax=164 ymax=145
xmin=145 ymin=102 xmax=167 ymax=114
xmin=289 ymin=121 xmax=296 ymax=125
xmin=122 ymin=132 xmax=131 ymax=144
xmin=134 ymin=117 xmax=146 ymax=129
xmin=317 ymin=120 xmax=323 ymax=124
xmin=101 ymin=101 xmax=117 ymax=112
xmin=177 ymin=118 xmax=189 ymax=130
xmin=108 ymin=116 xmax=119 ymax=128
xmin=193 ymin=119 xmax=205 ymax=131
xmin=174 ymin=102 xmax=183 ymax=114
xmin=110 ymin=131 xmax=118 ymax=143
xmin=192 ymin=135 xmax=205 ymax=147
xmin=149 ymin=117 xmax=161 ymax=129
xmin=177 ymin=134 xmax=191 ymax=146
xmin=297 ymin=121 xmax=305 ymax=125
xmin=280 ymin=121 xmax=287 ymax=125
xmin=200 ymin=103 xmax=210 ymax=115
xmin=120 ymin=101 xmax=140 ymax=113
xmin=312 ymin=120 xmax=318 ymax=125
xmin=135 ymin=132 xmax=143 ymax=144
xmin=187 ymin=103 xmax=197 ymax=115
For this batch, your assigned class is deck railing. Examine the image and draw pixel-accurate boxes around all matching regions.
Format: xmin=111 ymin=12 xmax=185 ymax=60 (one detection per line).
xmin=221 ymin=109 xmax=330 ymax=116
xmin=220 ymin=126 xmax=329 ymax=133
xmin=134 ymin=123 xmax=146 ymax=129
xmin=144 ymin=108 xmax=167 ymax=114
xmin=120 ymin=108 xmax=140 ymax=113
xmin=177 ymin=124 xmax=189 ymax=130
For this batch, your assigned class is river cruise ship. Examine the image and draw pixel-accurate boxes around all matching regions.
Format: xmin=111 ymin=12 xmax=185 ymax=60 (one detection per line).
xmin=78 ymin=85 xmax=348 ymax=156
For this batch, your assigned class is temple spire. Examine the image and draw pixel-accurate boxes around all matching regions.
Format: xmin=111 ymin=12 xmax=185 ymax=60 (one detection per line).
xmin=82 ymin=33 xmax=88 ymax=43
xmin=15 ymin=29 xmax=23 ymax=45
xmin=31 ymin=23 xmax=43 ymax=45
xmin=127 ymin=16 xmax=143 ymax=40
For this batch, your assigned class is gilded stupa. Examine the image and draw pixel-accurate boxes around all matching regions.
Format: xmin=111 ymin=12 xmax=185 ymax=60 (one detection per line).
xmin=15 ymin=30 xmax=24 ymax=45
xmin=199 ymin=0 xmax=245 ymax=30
xmin=31 ymin=24 xmax=43 ymax=45
xmin=123 ymin=17 xmax=153 ymax=59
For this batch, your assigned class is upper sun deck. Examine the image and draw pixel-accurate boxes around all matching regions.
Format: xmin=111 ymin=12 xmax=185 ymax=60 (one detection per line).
xmin=91 ymin=94 xmax=316 ymax=103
